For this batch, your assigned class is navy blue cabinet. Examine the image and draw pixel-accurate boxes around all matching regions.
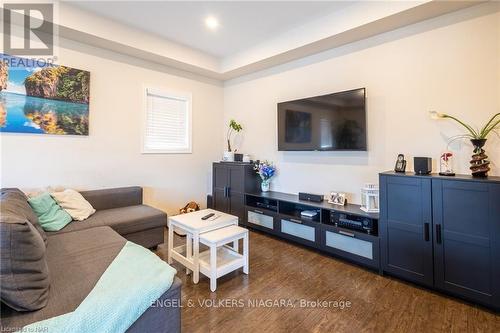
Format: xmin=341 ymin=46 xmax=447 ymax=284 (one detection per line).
xmin=433 ymin=180 xmax=500 ymax=308
xmin=380 ymin=172 xmax=500 ymax=310
xmin=379 ymin=175 xmax=433 ymax=286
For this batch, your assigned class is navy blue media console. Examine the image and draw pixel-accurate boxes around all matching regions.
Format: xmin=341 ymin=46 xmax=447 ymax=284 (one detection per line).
xmin=242 ymin=190 xmax=381 ymax=271
xmin=212 ymin=162 xmax=380 ymax=272
xmin=379 ymin=171 xmax=500 ymax=310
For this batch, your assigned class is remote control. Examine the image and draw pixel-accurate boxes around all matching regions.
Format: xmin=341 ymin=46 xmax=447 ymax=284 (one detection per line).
xmin=201 ymin=213 xmax=215 ymax=220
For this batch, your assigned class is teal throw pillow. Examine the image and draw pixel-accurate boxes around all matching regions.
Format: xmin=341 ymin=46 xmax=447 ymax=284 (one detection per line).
xmin=28 ymin=192 xmax=72 ymax=231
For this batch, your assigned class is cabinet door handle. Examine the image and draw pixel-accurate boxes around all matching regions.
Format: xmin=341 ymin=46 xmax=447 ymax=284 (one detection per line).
xmin=424 ymin=223 xmax=430 ymax=242
xmin=227 ymin=187 xmax=231 ymax=198
xmin=254 ymin=209 xmax=264 ymax=214
xmin=436 ymin=224 xmax=442 ymax=244
xmin=289 ymin=218 xmax=302 ymax=224
xmin=339 ymin=230 xmax=355 ymax=238
xmin=224 ymin=187 xmax=228 ymax=197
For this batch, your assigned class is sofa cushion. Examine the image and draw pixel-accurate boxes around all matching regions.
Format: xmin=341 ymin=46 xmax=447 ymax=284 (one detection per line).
xmin=0 ymin=227 xmax=127 ymax=328
xmin=0 ymin=188 xmax=47 ymax=244
xmin=79 ymin=187 xmax=143 ymax=211
xmin=49 ymin=205 xmax=167 ymax=236
xmin=0 ymin=214 xmax=50 ymax=311
xmin=28 ymin=193 xmax=72 ymax=231
xmin=51 ymin=189 xmax=96 ymax=221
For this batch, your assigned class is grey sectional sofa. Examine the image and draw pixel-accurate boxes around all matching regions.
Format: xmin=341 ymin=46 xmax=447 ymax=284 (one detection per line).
xmin=0 ymin=187 xmax=181 ymax=333
xmin=53 ymin=186 xmax=166 ymax=249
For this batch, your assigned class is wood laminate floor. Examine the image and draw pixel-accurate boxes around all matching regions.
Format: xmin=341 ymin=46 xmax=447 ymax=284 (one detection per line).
xmin=155 ymin=229 xmax=499 ymax=333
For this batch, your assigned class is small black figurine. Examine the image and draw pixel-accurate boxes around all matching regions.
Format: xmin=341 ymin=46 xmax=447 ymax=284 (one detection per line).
xmin=394 ymin=154 xmax=407 ymax=173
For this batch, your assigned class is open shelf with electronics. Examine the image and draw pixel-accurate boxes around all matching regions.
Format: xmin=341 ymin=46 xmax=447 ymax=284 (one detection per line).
xmin=242 ymin=190 xmax=380 ymax=271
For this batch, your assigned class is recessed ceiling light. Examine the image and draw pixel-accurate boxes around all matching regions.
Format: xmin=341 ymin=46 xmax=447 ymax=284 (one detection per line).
xmin=205 ymin=16 xmax=219 ymax=30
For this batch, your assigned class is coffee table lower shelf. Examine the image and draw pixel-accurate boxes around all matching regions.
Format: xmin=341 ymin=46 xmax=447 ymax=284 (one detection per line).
xmin=199 ymin=247 xmax=244 ymax=278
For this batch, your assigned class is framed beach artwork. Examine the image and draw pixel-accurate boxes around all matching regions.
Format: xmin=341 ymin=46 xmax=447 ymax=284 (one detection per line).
xmin=0 ymin=54 xmax=90 ymax=135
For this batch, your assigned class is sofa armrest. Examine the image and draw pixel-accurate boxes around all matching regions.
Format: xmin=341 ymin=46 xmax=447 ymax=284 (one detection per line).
xmin=127 ymin=277 xmax=182 ymax=333
xmin=79 ymin=187 xmax=143 ymax=211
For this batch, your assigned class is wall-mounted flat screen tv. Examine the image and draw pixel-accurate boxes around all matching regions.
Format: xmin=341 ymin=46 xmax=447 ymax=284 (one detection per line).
xmin=277 ymin=88 xmax=366 ymax=151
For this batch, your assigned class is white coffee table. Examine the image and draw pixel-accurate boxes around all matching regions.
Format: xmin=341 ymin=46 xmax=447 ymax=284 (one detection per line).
xmin=167 ymin=209 xmax=238 ymax=284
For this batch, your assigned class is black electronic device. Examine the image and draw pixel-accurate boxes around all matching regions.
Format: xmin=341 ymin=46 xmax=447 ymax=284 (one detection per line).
xmin=414 ymin=157 xmax=432 ymax=175
xmin=256 ymin=201 xmax=278 ymax=211
xmin=201 ymin=213 xmax=215 ymax=220
xmin=331 ymin=212 xmax=376 ymax=235
xmin=278 ymin=88 xmax=367 ymax=151
xmin=394 ymin=153 xmax=407 ymax=173
xmin=298 ymin=192 xmax=324 ymax=202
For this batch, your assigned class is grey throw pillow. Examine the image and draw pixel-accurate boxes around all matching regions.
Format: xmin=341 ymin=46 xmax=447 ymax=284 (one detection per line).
xmin=1 ymin=188 xmax=47 ymax=245
xmin=0 ymin=190 xmax=50 ymax=311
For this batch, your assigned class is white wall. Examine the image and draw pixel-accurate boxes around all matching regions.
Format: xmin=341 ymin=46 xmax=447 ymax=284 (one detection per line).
xmin=0 ymin=38 xmax=224 ymax=214
xmin=1 ymin=4 xmax=498 ymax=211
xmin=223 ymin=6 xmax=500 ymax=204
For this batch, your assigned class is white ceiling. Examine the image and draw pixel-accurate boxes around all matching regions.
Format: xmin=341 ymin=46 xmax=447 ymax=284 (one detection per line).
xmin=58 ymin=0 xmax=485 ymax=80
xmin=70 ymin=1 xmax=354 ymax=57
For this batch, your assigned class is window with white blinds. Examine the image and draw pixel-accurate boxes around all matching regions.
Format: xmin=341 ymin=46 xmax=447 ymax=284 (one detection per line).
xmin=143 ymin=88 xmax=192 ymax=153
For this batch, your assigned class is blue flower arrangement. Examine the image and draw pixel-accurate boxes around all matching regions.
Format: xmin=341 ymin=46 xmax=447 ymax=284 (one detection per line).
xmin=254 ymin=161 xmax=276 ymax=192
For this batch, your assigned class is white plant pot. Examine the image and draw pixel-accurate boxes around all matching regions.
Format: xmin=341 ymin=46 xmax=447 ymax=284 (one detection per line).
xmin=223 ymin=151 xmax=234 ymax=162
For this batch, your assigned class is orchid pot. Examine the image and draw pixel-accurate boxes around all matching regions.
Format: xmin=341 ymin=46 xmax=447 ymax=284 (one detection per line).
xmin=470 ymin=139 xmax=489 ymax=177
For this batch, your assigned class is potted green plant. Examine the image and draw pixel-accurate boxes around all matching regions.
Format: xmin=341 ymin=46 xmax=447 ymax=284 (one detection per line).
xmin=223 ymin=119 xmax=243 ymax=162
xmin=430 ymin=111 xmax=499 ymax=177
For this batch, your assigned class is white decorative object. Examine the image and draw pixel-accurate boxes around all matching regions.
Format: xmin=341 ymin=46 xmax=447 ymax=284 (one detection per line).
xmin=167 ymin=209 xmax=238 ymax=284
xmin=242 ymin=154 xmax=251 ymax=163
xmin=199 ymin=225 xmax=249 ymax=292
xmin=328 ymin=192 xmax=347 ymax=206
xmin=222 ymin=151 xmax=234 ymax=162
xmin=360 ymin=183 xmax=379 ymax=213
xmin=439 ymin=151 xmax=455 ymax=176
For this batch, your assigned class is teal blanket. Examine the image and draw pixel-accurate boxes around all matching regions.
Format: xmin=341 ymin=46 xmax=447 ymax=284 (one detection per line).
xmin=22 ymin=241 xmax=177 ymax=333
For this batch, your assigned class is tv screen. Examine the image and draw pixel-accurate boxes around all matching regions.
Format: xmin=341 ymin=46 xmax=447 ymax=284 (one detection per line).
xmin=278 ymin=88 xmax=366 ymax=151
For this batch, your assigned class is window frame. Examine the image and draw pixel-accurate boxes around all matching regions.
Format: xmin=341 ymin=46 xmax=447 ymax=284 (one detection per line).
xmin=142 ymin=86 xmax=193 ymax=154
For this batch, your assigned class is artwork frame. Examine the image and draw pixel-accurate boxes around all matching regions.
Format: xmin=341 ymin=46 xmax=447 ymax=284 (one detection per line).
xmin=0 ymin=54 xmax=90 ymax=136
xmin=328 ymin=191 xmax=347 ymax=206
